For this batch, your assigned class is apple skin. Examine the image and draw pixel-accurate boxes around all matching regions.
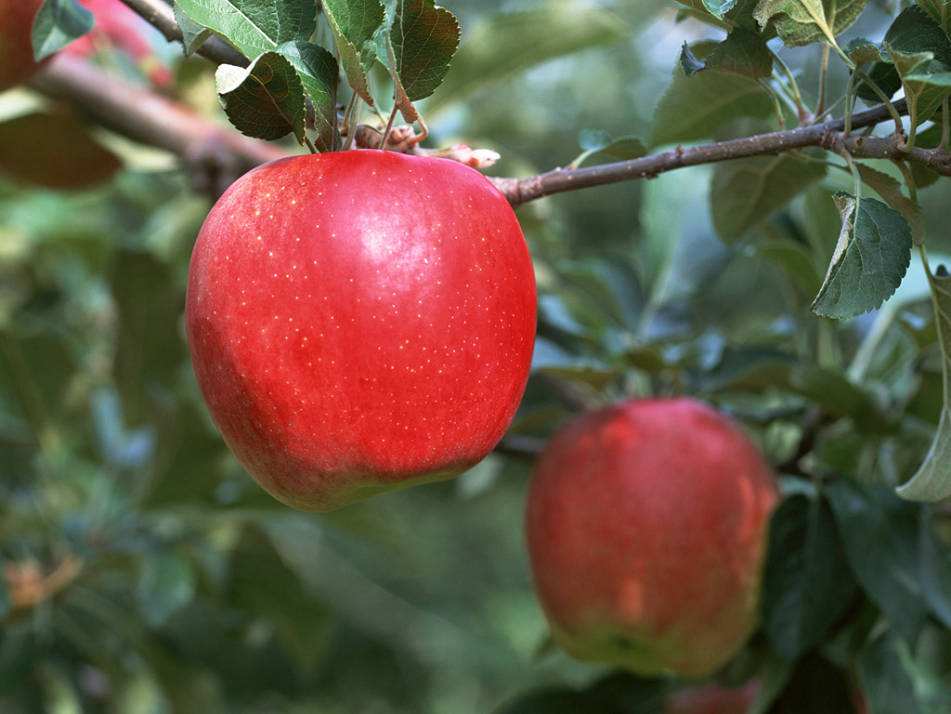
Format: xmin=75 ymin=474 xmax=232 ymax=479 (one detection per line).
xmin=666 ymin=682 xmax=759 ymax=714
xmin=186 ymin=150 xmax=536 ymax=511
xmin=0 ymin=0 xmax=45 ymax=92
xmin=526 ymin=398 xmax=778 ymax=677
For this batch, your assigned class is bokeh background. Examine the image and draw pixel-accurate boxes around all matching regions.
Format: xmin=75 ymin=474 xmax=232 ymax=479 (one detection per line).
xmin=1 ymin=0 xmax=950 ymax=712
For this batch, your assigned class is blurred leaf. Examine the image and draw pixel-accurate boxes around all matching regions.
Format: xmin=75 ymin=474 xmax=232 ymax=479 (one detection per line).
xmin=496 ymin=673 xmax=665 ymax=714
xmin=570 ymin=130 xmax=646 ymax=169
xmin=428 ymin=3 xmax=628 ymax=113
xmin=884 ymin=6 xmax=951 ymax=125
xmin=859 ymin=631 xmax=921 ymax=714
xmin=174 ymin=0 xmax=316 ymax=60
xmin=32 ymin=0 xmax=93 ymax=61
xmin=216 ymin=52 xmax=306 ymax=143
xmin=322 ymin=0 xmax=385 ymax=105
xmin=703 ymin=0 xmax=739 ymax=16
xmin=174 ymin=5 xmax=213 ymax=55
xmin=812 ymin=195 xmax=912 ymax=320
xmin=686 ymin=27 xmax=774 ymax=78
xmin=747 ymin=652 xmax=794 ymax=714
xmin=0 ymin=568 xmax=10 ymax=619
xmin=770 ymin=654 xmax=862 ymax=713
xmin=856 ymin=164 xmax=924 ymax=244
xmin=847 ymin=37 xmax=884 ymax=65
xmin=762 ymin=493 xmax=858 ymax=660
xmin=652 ymin=42 xmax=773 ymax=146
xmin=898 ymin=266 xmax=951 ymax=502
xmin=380 ymin=0 xmax=460 ymax=122
xmin=920 ymin=510 xmax=951 ymax=629
xmin=0 ymin=112 xmax=121 ymax=190
xmin=711 ymin=154 xmax=826 ymax=242
xmin=827 ymin=480 xmax=929 ymax=641
xmin=138 ymin=553 xmax=196 ymax=627
xmin=757 ymin=237 xmax=822 ymax=296
xmin=277 ymin=41 xmax=340 ymax=151
xmin=917 ymin=0 xmax=951 ymax=33
xmin=229 ymin=527 xmax=333 ymax=671
xmin=753 ymin=0 xmax=868 ymax=47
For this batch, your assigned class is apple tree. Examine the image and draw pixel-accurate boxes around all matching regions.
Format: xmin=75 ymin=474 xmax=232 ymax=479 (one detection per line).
xmin=0 ymin=0 xmax=950 ymax=711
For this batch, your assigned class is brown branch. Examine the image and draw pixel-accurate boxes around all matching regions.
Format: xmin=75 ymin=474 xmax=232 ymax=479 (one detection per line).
xmin=30 ymin=53 xmax=950 ymax=209
xmin=492 ymin=98 xmax=948 ymax=205
xmin=121 ymin=0 xmax=248 ymax=67
xmin=30 ymin=55 xmax=285 ymax=195
xmin=109 ymin=0 xmax=951 ymax=206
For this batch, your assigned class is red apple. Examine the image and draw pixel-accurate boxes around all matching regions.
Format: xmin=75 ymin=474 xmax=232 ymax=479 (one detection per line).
xmin=526 ymin=398 xmax=778 ymax=677
xmin=666 ymin=681 xmax=759 ymax=714
xmin=187 ymin=150 xmax=536 ymax=511
xmin=0 ymin=0 xmax=45 ymax=91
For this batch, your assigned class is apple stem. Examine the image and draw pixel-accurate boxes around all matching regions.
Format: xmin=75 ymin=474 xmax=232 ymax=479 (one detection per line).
xmin=380 ymin=106 xmax=399 ymax=151
xmin=408 ymin=113 xmax=429 ymax=147
xmin=342 ymin=94 xmax=360 ymax=151
xmin=303 ymin=135 xmax=318 ymax=154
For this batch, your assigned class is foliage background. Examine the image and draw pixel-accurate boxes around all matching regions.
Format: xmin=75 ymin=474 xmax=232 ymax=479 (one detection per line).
xmin=1 ymin=0 xmax=951 ymax=712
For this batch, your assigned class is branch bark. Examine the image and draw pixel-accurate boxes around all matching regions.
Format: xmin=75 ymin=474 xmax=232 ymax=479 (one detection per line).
xmin=30 ymin=55 xmax=285 ymax=195
xmin=122 ymin=0 xmax=248 ymax=67
xmin=30 ymin=0 xmax=951 ymax=207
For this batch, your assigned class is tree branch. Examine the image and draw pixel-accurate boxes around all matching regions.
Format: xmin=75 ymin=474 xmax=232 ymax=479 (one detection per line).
xmin=492 ymin=98 xmax=945 ymax=205
xmin=30 ymin=55 xmax=284 ymax=195
xmin=121 ymin=0 xmax=247 ymax=67
xmin=106 ymin=0 xmax=951 ymax=206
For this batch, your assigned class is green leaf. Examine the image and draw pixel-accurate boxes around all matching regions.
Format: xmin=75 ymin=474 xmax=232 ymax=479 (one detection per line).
xmin=847 ymin=37 xmax=884 ymax=65
xmin=174 ymin=0 xmax=317 ymax=60
xmin=497 ymin=673 xmax=666 ymax=714
xmin=174 ymin=4 xmax=213 ymax=55
xmin=0 ymin=111 xmax=121 ymax=189
xmin=277 ymin=41 xmax=339 ymax=151
xmin=885 ymin=7 xmax=951 ymax=125
xmin=886 ymin=5 xmax=951 ymax=66
xmin=706 ymin=27 xmax=774 ymax=78
xmin=768 ymin=654 xmax=862 ymax=714
xmin=383 ymin=0 xmax=460 ymax=122
xmin=216 ymin=52 xmax=307 ymax=143
xmin=322 ymin=0 xmax=385 ymax=106
xmin=754 ymin=0 xmax=867 ymax=48
xmin=917 ymin=0 xmax=951 ymax=33
xmin=859 ymin=632 xmax=922 ymax=714
xmin=827 ymin=480 xmax=929 ymax=642
xmin=855 ymin=164 xmax=923 ymax=244
xmin=652 ymin=43 xmax=773 ymax=146
xmin=32 ymin=0 xmax=94 ymax=61
xmin=0 ymin=568 xmax=10 ymax=619
xmin=757 ymin=237 xmax=823 ymax=297
xmin=703 ymin=0 xmax=739 ymax=16
xmin=897 ymin=266 xmax=951 ymax=502
xmin=855 ymin=60 xmax=902 ymax=103
xmin=427 ymin=3 xmax=628 ymax=113
xmin=920 ymin=509 xmax=951 ymax=628
xmin=680 ymin=42 xmax=707 ymax=75
xmin=761 ymin=493 xmax=858 ymax=661
xmin=570 ymin=130 xmax=646 ymax=169
xmin=711 ymin=154 xmax=826 ymax=242
xmin=811 ymin=195 xmax=912 ymax=320
xmin=137 ymin=553 xmax=196 ymax=627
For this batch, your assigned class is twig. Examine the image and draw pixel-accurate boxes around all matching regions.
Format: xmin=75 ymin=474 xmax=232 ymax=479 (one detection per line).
xmin=31 ymin=54 xmax=951 ymax=207
xmin=120 ymin=0 xmax=247 ymax=67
